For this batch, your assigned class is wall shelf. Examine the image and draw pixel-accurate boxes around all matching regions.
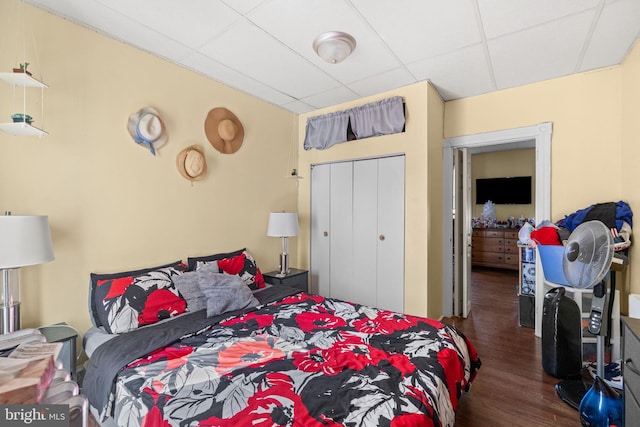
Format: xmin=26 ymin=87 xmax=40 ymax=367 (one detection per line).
xmin=0 ymin=122 xmax=47 ymax=137
xmin=0 ymin=72 xmax=48 ymax=88
xmin=0 ymin=71 xmax=48 ymax=137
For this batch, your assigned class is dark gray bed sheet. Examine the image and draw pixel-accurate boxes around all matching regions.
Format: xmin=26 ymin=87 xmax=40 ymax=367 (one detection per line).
xmin=83 ymin=285 xmax=300 ymax=416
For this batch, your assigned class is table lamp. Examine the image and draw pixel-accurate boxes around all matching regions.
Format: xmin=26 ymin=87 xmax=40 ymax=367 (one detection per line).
xmin=267 ymin=212 xmax=299 ymax=277
xmin=0 ymin=214 xmax=55 ymax=334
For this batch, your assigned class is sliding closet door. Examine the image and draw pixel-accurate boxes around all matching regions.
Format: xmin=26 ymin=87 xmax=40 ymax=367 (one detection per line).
xmin=310 ymin=164 xmax=331 ymax=295
xmin=352 ymin=159 xmax=379 ymax=308
xmin=329 ymin=162 xmax=354 ymax=303
xmin=310 ymin=156 xmax=405 ymax=312
xmin=376 ymin=156 xmax=405 ymax=312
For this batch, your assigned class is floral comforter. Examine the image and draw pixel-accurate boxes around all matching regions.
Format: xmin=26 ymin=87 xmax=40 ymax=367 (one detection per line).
xmin=92 ymin=291 xmax=480 ymax=427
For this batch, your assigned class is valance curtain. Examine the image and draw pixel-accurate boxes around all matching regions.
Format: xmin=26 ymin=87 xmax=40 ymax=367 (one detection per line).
xmin=348 ymin=96 xmax=405 ymax=140
xmin=303 ymin=96 xmax=405 ymax=150
xmin=303 ymin=110 xmax=349 ymax=150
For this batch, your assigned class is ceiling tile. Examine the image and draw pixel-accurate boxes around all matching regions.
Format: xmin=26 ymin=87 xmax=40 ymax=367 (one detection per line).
xmin=579 ymin=0 xmax=640 ymax=71
xmin=281 ymin=99 xmax=315 ymax=114
xmin=24 ymin=0 xmax=104 ymax=22
xmin=300 ymin=85 xmax=359 ymax=110
xmin=181 ymin=51 xmax=296 ymax=107
xmin=221 ymin=0 xmax=267 ymax=15
xmin=489 ymin=11 xmax=595 ymax=90
xmin=198 ymin=20 xmax=341 ymax=99
xmin=478 ymin=0 xmax=601 ymax=39
xmin=351 ymin=0 xmax=482 ymax=63
xmin=407 ymin=44 xmax=495 ymax=100
xmin=94 ymin=0 xmax=242 ymax=49
xmin=247 ymin=0 xmax=401 ymax=83
xmin=349 ymin=67 xmax=417 ymax=98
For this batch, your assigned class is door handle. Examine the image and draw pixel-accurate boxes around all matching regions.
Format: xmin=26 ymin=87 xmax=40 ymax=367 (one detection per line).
xmin=323 ymin=231 xmax=328 ymax=237
xmin=379 ymin=235 xmax=385 ymax=241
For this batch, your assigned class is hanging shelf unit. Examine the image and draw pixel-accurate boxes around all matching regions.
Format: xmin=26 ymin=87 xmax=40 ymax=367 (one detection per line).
xmin=286 ymin=115 xmax=303 ymax=180
xmin=0 ymin=71 xmax=48 ymax=137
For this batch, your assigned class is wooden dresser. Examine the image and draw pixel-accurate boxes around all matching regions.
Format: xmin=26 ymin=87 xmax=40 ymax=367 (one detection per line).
xmin=471 ymin=228 xmax=519 ymax=270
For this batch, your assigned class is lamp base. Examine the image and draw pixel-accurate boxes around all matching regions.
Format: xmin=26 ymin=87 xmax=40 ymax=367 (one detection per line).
xmin=0 ymin=302 xmax=20 ymax=334
xmin=278 ymin=252 xmax=290 ymax=276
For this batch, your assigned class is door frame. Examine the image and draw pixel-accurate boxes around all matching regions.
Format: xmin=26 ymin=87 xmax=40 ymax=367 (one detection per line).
xmin=442 ymin=122 xmax=552 ymax=337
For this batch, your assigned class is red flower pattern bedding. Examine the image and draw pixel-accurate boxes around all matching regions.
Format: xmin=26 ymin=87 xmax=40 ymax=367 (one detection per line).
xmin=87 ymin=290 xmax=480 ymax=427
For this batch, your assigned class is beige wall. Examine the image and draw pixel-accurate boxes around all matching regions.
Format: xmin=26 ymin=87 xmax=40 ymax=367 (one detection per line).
xmin=621 ymin=39 xmax=640 ymax=309
xmin=296 ymin=82 xmax=444 ymax=319
xmin=445 ymin=67 xmax=622 ymax=214
xmin=445 ymin=41 xmax=640 ymax=312
xmin=471 ymin=149 xmax=536 ymax=220
xmin=0 ymin=4 xmax=297 ymax=333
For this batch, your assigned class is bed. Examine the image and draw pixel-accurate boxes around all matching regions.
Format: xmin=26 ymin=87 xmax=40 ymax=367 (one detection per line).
xmin=82 ymin=249 xmax=481 ymax=427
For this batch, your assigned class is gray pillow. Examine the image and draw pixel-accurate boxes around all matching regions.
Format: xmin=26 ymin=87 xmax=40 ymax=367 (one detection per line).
xmin=197 ymin=273 xmax=259 ymax=317
xmin=173 ymin=261 xmax=218 ymax=312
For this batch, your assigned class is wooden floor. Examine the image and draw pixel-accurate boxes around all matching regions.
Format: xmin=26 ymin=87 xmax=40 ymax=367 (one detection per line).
xmin=442 ymin=267 xmax=580 ymax=427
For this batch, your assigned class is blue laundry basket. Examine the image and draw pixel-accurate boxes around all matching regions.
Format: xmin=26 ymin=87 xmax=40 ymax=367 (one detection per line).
xmin=537 ymin=245 xmax=571 ymax=286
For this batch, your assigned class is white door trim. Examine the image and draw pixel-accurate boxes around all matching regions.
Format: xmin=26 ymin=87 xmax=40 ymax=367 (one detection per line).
xmin=442 ymin=122 xmax=552 ymax=337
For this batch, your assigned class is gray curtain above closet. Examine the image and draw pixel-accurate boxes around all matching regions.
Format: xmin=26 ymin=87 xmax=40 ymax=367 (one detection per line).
xmin=304 ymin=96 xmax=405 ymax=150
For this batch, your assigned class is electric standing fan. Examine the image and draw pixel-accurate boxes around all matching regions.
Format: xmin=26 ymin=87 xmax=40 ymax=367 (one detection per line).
xmin=554 ymin=220 xmax=621 ymax=411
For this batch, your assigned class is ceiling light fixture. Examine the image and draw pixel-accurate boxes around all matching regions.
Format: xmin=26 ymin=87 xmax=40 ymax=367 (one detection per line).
xmin=313 ymin=31 xmax=356 ymax=64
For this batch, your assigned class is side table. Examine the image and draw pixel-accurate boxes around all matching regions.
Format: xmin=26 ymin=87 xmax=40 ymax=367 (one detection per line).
xmin=263 ymin=268 xmax=308 ymax=292
xmin=38 ymin=323 xmax=78 ymax=380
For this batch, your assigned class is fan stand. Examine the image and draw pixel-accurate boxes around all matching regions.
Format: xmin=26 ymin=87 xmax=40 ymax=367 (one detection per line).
xmin=555 ymin=272 xmax=617 ymax=410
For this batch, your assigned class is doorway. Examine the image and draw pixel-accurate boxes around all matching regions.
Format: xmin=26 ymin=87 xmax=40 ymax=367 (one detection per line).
xmin=442 ymin=123 xmax=552 ymax=337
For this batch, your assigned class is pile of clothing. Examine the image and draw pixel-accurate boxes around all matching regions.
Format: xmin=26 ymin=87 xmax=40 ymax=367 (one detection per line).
xmin=524 ymin=201 xmax=632 ymax=251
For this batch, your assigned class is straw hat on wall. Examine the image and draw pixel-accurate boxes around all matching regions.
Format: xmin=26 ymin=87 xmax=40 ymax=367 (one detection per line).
xmin=204 ymin=108 xmax=244 ymax=154
xmin=177 ymin=146 xmax=207 ymax=181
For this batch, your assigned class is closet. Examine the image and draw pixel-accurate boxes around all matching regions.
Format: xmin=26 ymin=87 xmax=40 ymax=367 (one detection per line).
xmin=310 ymin=155 xmax=405 ymax=313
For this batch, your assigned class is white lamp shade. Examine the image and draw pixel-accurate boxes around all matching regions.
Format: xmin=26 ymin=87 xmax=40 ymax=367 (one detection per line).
xmin=267 ymin=212 xmax=299 ymax=237
xmin=0 ymin=215 xmax=55 ymax=269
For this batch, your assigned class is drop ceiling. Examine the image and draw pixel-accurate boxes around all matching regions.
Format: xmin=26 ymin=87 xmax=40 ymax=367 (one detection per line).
xmin=24 ymin=0 xmax=640 ymax=114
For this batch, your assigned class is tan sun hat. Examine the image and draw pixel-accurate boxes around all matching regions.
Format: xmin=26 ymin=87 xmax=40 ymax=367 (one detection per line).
xmin=127 ymin=107 xmax=168 ymax=156
xmin=204 ymin=108 xmax=244 ymax=154
xmin=177 ymin=145 xmax=207 ymax=181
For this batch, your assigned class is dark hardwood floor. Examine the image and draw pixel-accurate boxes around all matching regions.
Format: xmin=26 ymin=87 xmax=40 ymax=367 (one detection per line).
xmin=442 ymin=267 xmax=580 ymax=426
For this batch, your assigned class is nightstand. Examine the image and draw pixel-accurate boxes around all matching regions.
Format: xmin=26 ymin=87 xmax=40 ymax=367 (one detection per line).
xmin=38 ymin=323 xmax=78 ymax=380
xmin=263 ymin=268 xmax=308 ymax=292
xmin=623 ymin=316 xmax=640 ymax=426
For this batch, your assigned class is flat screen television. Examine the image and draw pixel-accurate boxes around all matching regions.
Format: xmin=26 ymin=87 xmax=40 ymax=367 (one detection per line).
xmin=475 ymin=176 xmax=532 ymax=205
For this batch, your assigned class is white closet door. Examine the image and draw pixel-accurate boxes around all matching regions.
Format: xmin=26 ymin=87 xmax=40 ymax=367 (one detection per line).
xmin=310 ymin=164 xmax=331 ymax=296
xmin=376 ymin=156 xmax=405 ymax=312
xmin=352 ymin=159 xmax=378 ymax=307
xmin=329 ymin=162 xmax=354 ymax=303
xmin=310 ymin=156 xmax=405 ymax=312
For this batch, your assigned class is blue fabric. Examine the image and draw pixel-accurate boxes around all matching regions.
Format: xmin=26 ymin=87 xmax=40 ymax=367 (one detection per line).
xmin=134 ymin=113 xmax=157 ymax=155
xmin=563 ymin=200 xmax=633 ymax=232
